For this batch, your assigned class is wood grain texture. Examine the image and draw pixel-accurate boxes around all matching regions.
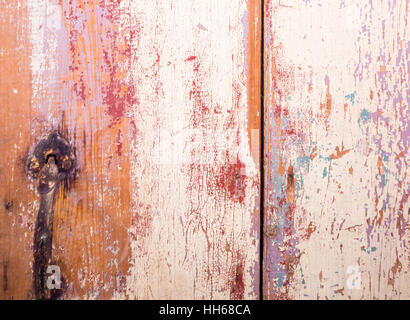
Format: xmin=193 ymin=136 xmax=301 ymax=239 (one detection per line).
xmin=119 ymin=0 xmax=261 ymax=300
xmin=0 ymin=0 xmax=35 ymax=299
xmin=263 ymin=0 xmax=409 ymax=299
xmin=0 ymin=0 xmax=261 ymax=299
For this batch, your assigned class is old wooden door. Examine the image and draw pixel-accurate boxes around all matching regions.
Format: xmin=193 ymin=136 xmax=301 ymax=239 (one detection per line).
xmin=0 ymin=0 xmax=408 ymax=300
xmin=0 ymin=0 xmax=261 ymax=299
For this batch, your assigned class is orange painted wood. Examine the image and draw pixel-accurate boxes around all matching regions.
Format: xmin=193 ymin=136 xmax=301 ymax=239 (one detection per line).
xmin=0 ymin=0 xmax=261 ymax=299
xmin=0 ymin=0 xmax=35 ymax=299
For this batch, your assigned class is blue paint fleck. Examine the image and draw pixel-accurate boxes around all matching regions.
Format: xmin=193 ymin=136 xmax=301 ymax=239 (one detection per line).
xmin=381 ymin=174 xmax=387 ymax=187
xmin=381 ymin=150 xmax=389 ymax=161
xmin=360 ymin=109 xmax=370 ymax=122
xmin=323 ymin=167 xmax=328 ymax=178
xmin=277 ymin=273 xmax=284 ymax=288
xmin=345 ymin=92 xmax=356 ymax=105
xmin=297 ymin=156 xmax=311 ymax=170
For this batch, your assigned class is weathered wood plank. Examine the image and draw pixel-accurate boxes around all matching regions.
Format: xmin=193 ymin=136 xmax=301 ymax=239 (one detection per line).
xmin=0 ymin=0 xmax=261 ymax=299
xmin=0 ymin=0 xmax=35 ymax=299
xmin=263 ymin=0 xmax=409 ymax=299
xmin=117 ymin=0 xmax=261 ymax=300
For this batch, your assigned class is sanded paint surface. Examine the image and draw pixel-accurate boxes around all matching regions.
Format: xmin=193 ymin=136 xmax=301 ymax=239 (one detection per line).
xmin=263 ymin=0 xmax=409 ymax=299
xmin=0 ymin=0 xmax=261 ymax=299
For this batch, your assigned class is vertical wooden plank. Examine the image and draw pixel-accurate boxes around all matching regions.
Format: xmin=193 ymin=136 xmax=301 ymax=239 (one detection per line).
xmin=0 ymin=0 xmax=261 ymax=299
xmin=118 ymin=0 xmax=261 ymax=300
xmin=264 ymin=0 xmax=409 ymax=299
xmin=26 ymin=0 xmax=134 ymax=299
xmin=0 ymin=0 xmax=35 ymax=299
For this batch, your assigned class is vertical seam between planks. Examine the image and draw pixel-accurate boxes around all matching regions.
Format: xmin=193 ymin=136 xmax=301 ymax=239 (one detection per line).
xmin=259 ymin=0 xmax=265 ymax=301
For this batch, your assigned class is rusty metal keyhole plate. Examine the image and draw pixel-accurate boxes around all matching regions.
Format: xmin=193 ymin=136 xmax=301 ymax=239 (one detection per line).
xmin=26 ymin=131 xmax=75 ymax=300
xmin=27 ymin=131 xmax=75 ymax=178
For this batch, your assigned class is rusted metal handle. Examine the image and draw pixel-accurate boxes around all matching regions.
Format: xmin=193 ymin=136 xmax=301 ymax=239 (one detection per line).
xmin=33 ymin=157 xmax=59 ymax=299
xmin=27 ymin=131 xmax=75 ymax=300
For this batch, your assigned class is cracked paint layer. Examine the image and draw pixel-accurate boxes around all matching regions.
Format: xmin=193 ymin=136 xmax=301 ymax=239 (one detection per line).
xmin=264 ymin=0 xmax=409 ymax=299
xmin=0 ymin=0 xmax=261 ymax=299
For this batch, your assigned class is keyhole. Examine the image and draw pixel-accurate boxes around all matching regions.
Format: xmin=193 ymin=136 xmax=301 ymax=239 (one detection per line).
xmin=46 ymin=155 xmax=57 ymax=165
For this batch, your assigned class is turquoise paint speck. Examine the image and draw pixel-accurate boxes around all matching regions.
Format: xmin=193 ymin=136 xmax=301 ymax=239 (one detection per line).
xmin=295 ymin=179 xmax=303 ymax=194
xmin=297 ymin=155 xmax=310 ymax=169
xmin=345 ymin=92 xmax=356 ymax=105
xmin=277 ymin=273 xmax=284 ymax=288
xmin=360 ymin=109 xmax=370 ymax=122
xmin=371 ymin=247 xmax=377 ymax=252
xmin=381 ymin=174 xmax=387 ymax=187
xmin=323 ymin=167 xmax=328 ymax=178
xmin=381 ymin=150 xmax=389 ymax=161
xmin=299 ymin=267 xmax=306 ymax=286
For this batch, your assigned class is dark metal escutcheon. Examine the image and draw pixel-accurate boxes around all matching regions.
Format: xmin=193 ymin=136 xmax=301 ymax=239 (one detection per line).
xmin=27 ymin=131 xmax=75 ymax=300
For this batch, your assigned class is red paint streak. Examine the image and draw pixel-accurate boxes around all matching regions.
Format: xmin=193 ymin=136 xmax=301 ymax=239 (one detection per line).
xmin=73 ymin=76 xmax=87 ymax=102
xmin=185 ymin=54 xmax=249 ymax=204
xmin=188 ymin=157 xmax=248 ymax=205
xmin=130 ymin=203 xmax=153 ymax=239
xmin=188 ymin=61 xmax=210 ymax=129
xmin=216 ymin=158 xmax=247 ymax=204
xmin=224 ymin=82 xmax=242 ymax=131
xmin=185 ymin=55 xmax=197 ymax=62
xmin=230 ymin=254 xmax=245 ymax=300
xmin=103 ymin=74 xmax=136 ymax=125
xmin=100 ymin=2 xmax=138 ymax=126
xmin=61 ymin=1 xmax=139 ymax=126
xmin=189 ymin=79 xmax=210 ymax=125
xmin=63 ymin=2 xmax=89 ymax=103
xmin=129 ymin=119 xmax=141 ymax=140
